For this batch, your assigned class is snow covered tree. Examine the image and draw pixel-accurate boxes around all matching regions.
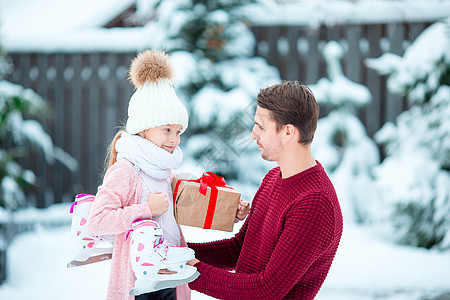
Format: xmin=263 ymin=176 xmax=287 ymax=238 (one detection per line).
xmin=137 ymin=0 xmax=280 ymax=197
xmin=366 ymin=19 xmax=450 ymax=249
xmin=0 ymin=45 xmax=77 ymax=211
xmin=310 ymin=41 xmax=379 ymax=224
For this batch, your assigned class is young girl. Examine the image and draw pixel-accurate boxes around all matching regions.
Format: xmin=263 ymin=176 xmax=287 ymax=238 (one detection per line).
xmin=87 ymin=50 xmax=197 ymax=300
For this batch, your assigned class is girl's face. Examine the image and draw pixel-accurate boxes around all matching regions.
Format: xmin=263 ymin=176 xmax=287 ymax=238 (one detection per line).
xmin=141 ymin=124 xmax=183 ymax=153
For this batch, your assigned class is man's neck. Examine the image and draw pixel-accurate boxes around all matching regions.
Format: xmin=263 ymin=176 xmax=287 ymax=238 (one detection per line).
xmin=278 ymin=145 xmax=315 ymax=179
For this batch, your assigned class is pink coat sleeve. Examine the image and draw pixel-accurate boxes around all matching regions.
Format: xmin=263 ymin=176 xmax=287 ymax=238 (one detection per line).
xmin=176 ymin=224 xmax=192 ymax=300
xmin=88 ymin=159 xmax=152 ymax=236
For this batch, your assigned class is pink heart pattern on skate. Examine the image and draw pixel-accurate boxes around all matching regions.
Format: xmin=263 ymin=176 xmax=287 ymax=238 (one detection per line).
xmin=142 ymin=263 xmax=154 ymax=266
xmin=80 ymin=218 xmax=87 ymax=226
xmin=82 ymin=237 xmax=95 ymax=248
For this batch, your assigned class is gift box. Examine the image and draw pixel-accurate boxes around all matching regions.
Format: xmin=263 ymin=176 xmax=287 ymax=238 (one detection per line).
xmin=171 ymin=172 xmax=241 ymax=232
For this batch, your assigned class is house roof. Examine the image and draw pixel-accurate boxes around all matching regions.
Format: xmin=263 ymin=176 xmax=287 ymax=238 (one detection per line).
xmin=0 ymin=0 xmax=160 ymax=53
xmin=1 ymin=0 xmax=450 ymax=53
xmin=246 ymin=0 xmax=450 ymax=26
xmin=0 ymin=0 xmax=133 ymax=34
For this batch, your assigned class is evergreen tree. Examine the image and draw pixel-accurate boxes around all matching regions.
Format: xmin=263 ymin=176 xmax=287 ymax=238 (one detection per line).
xmin=140 ymin=0 xmax=280 ymax=196
xmin=366 ymin=19 xmax=450 ymax=249
xmin=310 ymin=41 xmax=379 ymax=224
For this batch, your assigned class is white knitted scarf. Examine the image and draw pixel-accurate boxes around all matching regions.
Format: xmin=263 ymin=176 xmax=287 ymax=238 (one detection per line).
xmin=115 ymin=132 xmax=183 ymax=179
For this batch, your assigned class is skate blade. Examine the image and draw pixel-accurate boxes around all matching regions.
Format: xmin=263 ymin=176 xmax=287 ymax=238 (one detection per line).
xmin=129 ymin=271 xmax=200 ymax=296
xmin=153 ymin=271 xmax=200 ymax=291
xmin=67 ymin=253 xmax=112 ymax=268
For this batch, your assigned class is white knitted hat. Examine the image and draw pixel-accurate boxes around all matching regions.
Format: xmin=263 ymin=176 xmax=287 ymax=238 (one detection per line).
xmin=126 ymin=50 xmax=188 ymax=134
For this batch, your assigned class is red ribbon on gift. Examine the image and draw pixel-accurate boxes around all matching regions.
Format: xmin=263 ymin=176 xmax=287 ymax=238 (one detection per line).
xmin=173 ymin=172 xmax=231 ymax=229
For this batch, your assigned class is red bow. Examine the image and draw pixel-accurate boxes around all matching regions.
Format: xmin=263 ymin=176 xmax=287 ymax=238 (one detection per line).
xmin=197 ymin=172 xmax=228 ymax=195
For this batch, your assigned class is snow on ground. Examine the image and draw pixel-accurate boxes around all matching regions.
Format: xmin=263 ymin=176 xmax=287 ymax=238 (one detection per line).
xmin=0 ymin=203 xmax=449 ymax=300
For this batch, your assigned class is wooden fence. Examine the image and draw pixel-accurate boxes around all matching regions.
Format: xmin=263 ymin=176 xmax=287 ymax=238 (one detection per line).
xmin=5 ymin=22 xmax=431 ymax=209
xmin=8 ymin=53 xmax=136 ymax=208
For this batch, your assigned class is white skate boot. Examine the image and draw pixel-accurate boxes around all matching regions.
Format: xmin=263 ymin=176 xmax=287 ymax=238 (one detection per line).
xmin=67 ymin=194 xmax=114 ymax=268
xmin=128 ymin=219 xmax=199 ymax=295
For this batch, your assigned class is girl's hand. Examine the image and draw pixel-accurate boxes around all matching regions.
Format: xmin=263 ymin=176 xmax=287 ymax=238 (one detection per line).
xmin=147 ymin=192 xmax=169 ymax=217
xmin=235 ymin=199 xmax=250 ymax=222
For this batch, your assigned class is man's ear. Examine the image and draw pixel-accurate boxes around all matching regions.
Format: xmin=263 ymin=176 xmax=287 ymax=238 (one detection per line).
xmin=284 ymin=124 xmax=298 ymax=143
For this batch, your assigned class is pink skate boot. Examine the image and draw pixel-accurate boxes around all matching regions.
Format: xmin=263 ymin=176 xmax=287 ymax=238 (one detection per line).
xmin=127 ymin=219 xmax=199 ymax=295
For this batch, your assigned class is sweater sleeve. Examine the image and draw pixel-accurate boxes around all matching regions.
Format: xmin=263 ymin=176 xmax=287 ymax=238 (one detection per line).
xmin=88 ymin=161 xmax=152 ymax=236
xmin=188 ymin=217 xmax=248 ymax=270
xmin=188 ymin=194 xmax=335 ymax=300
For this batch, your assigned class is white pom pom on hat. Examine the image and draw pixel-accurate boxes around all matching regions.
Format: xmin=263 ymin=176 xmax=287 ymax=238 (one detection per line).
xmin=126 ymin=49 xmax=189 ymax=134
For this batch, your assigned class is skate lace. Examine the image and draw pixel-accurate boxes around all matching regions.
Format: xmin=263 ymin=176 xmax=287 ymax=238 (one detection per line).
xmin=155 ymin=239 xmax=170 ymax=259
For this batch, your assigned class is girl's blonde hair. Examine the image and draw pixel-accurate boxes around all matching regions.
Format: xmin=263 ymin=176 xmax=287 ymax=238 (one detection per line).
xmin=104 ymin=129 xmax=127 ymax=172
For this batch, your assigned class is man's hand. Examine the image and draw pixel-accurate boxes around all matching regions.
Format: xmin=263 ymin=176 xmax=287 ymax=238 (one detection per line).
xmin=235 ymin=199 xmax=250 ymax=223
xmin=187 ymin=258 xmax=200 ymax=266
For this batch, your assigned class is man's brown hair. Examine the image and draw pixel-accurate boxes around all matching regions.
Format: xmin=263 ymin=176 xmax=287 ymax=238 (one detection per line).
xmin=256 ymin=81 xmax=319 ymax=145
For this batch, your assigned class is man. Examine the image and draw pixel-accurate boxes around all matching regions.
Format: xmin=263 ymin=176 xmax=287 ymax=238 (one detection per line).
xmin=187 ymin=81 xmax=343 ymax=299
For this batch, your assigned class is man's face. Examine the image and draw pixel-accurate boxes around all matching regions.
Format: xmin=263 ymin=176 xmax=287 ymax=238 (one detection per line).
xmin=251 ymin=106 xmax=284 ymax=162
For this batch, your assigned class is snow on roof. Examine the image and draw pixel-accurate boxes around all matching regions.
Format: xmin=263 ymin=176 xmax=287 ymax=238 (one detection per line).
xmin=0 ymin=0 xmax=155 ymax=53
xmin=0 ymin=0 xmax=133 ymax=34
xmin=1 ymin=0 xmax=450 ymax=53
xmin=245 ymin=0 xmax=450 ymax=26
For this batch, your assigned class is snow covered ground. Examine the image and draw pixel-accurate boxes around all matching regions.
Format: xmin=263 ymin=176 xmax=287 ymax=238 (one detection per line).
xmin=0 ymin=203 xmax=449 ymax=300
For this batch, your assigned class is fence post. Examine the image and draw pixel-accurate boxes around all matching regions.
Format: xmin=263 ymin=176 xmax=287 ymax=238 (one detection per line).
xmin=385 ymin=23 xmax=406 ymax=123
xmin=365 ymin=24 xmax=383 ymax=137
xmin=0 ymin=210 xmax=13 ymax=285
xmin=0 ymin=226 xmax=6 ymax=284
xmin=287 ymin=26 xmax=299 ymax=80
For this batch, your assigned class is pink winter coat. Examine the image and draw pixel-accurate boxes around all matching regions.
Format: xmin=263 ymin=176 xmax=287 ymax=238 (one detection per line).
xmin=88 ymin=159 xmax=190 ymax=300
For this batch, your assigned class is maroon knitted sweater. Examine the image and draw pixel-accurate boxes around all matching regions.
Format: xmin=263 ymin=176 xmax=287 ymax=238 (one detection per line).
xmin=188 ymin=162 xmax=343 ymax=299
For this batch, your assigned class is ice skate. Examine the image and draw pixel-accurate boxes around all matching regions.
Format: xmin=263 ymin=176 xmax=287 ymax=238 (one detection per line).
xmin=127 ymin=219 xmax=199 ymax=296
xmin=67 ymin=194 xmax=114 ymax=268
